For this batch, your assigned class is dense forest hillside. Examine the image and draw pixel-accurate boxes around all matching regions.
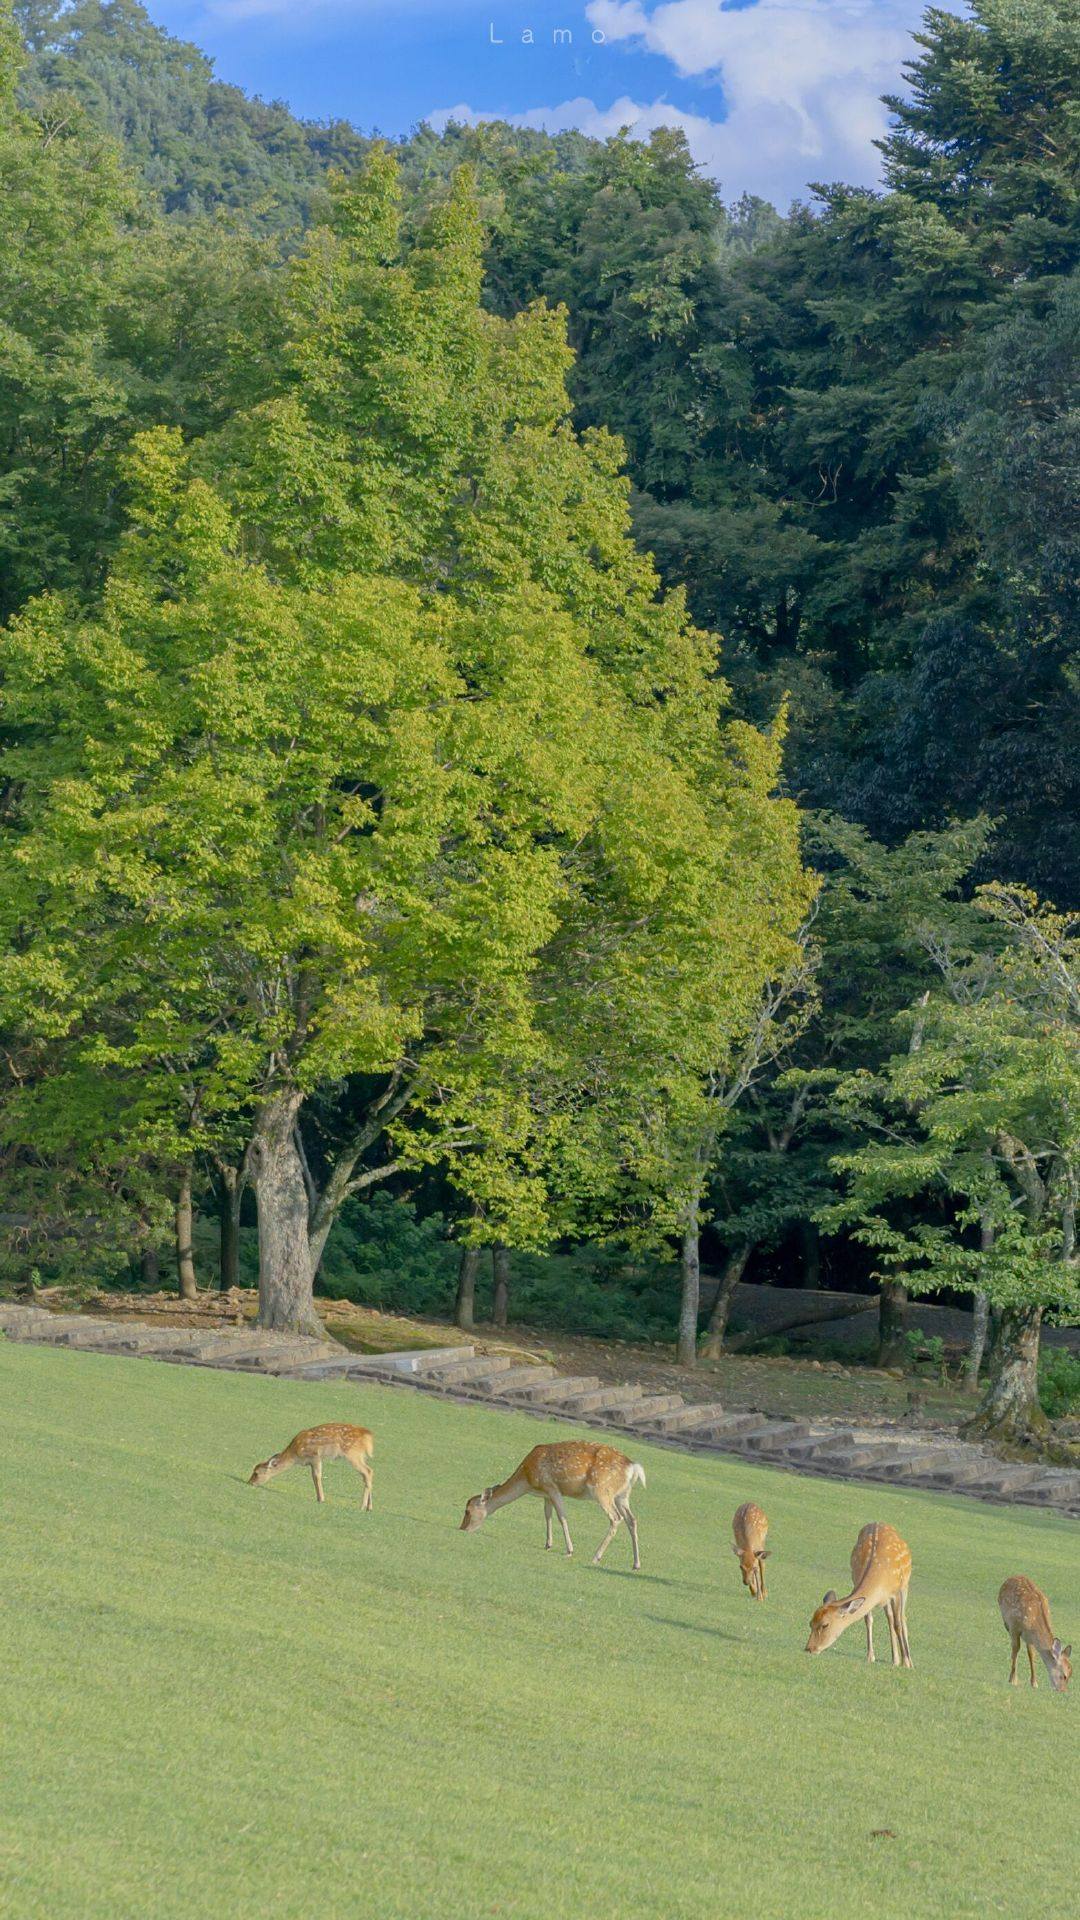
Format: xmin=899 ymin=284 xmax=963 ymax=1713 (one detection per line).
xmin=15 ymin=0 xmax=1079 ymax=905
xmin=3 ymin=0 xmax=1078 ymax=1433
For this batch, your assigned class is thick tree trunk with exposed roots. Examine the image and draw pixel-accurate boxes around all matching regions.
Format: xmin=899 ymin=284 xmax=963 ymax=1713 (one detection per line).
xmin=965 ymin=1303 xmax=1047 ymax=1441
xmin=175 ymin=1168 xmax=197 ymax=1301
xmin=676 ymin=1221 xmax=701 ymax=1368
xmin=455 ymin=1246 xmax=479 ymax=1330
xmin=251 ymin=1092 xmax=323 ymax=1336
xmin=492 ymin=1244 xmax=510 ymax=1328
xmin=877 ymin=1278 xmax=908 ymax=1367
xmin=700 ymin=1242 xmax=753 ymax=1360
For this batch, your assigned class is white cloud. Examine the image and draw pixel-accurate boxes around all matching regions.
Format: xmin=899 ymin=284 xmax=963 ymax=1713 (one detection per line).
xmin=434 ymin=0 xmax=929 ymax=207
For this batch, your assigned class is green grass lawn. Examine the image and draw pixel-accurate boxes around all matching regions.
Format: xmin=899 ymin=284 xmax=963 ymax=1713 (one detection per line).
xmin=1 ymin=1341 xmax=1076 ymax=1920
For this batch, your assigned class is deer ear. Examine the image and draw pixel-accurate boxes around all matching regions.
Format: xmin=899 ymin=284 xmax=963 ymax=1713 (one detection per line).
xmin=1052 ymin=1639 xmax=1062 ymax=1658
xmin=1063 ymin=1646 xmax=1072 ymax=1660
xmin=757 ymin=1549 xmax=771 ymax=1560
xmin=822 ymin=1590 xmax=838 ymax=1606
xmin=731 ymin=1544 xmax=742 ymax=1555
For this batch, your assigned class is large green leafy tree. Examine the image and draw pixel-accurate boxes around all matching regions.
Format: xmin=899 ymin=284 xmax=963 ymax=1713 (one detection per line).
xmin=829 ymin=886 xmax=1080 ymax=1438
xmin=0 ymin=155 xmax=805 ymax=1334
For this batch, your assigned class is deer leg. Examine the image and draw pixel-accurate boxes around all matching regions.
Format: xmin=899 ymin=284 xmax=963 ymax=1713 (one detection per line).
xmin=310 ymin=1461 xmax=324 ymax=1504
xmin=897 ymin=1587 xmax=913 ymax=1669
xmin=354 ymin=1459 xmax=373 ymax=1511
xmin=592 ymin=1497 xmax=623 ymax=1566
xmin=756 ymin=1557 xmax=767 ymax=1601
xmin=1028 ymin=1643 xmax=1038 ymax=1689
xmin=615 ymin=1496 xmax=641 ymax=1572
xmin=543 ymin=1501 xmax=554 ymax=1551
xmin=1008 ymin=1630 xmax=1021 ymax=1686
xmin=885 ymin=1599 xmax=901 ymax=1667
xmin=549 ymin=1490 xmax=574 ymax=1557
xmin=865 ymin=1610 xmax=875 ymax=1664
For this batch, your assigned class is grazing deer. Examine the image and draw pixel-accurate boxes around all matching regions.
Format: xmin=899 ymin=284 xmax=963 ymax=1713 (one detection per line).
xmin=732 ymin=1501 xmax=770 ymax=1599
xmin=460 ymin=1441 xmax=646 ymax=1569
xmin=999 ymin=1577 xmax=1071 ymax=1692
xmin=805 ymin=1521 xmax=913 ymax=1667
xmin=248 ymin=1423 xmax=373 ymax=1508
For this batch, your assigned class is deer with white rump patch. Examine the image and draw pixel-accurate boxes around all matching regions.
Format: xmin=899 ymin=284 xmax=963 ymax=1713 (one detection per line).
xmin=999 ymin=1577 xmax=1071 ymax=1692
xmin=459 ymin=1441 xmax=645 ymax=1569
xmin=248 ymin=1423 xmax=373 ymax=1508
xmin=732 ymin=1501 xmax=770 ymax=1600
xmin=805 ymin=1521 xmax=913 ymax=1666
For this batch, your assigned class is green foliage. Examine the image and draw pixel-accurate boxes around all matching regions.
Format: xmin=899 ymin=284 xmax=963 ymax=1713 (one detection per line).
xmin=318 ymin=1195 xmax=456 ymax=1312
xmin=1039 ymin=1346 xmax=1080 ymax=1420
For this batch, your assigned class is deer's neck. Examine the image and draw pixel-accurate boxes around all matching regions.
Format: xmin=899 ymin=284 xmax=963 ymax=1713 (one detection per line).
xmin=486 ymin=1473 xmax=530 ymax=1513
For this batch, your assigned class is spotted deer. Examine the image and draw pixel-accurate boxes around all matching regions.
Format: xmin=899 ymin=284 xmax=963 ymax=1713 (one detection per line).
xmin=248 ymin=1423 xmax=373 ymax=1508
xmin=805 ymin=1521 xmax=913 ymax=1666
xmin=459 ymin=1441 xmax=646 ymax=1569
xmin=732 ymin=1501 xmax=770 ymax=1600
xmin=999 ymin=1577 xmax=1071 ymax=1692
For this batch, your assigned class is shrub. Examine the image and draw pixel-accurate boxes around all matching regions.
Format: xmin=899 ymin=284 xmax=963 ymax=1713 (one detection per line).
xmin=1038 ymin=1345 xmax=1080 ymax=1420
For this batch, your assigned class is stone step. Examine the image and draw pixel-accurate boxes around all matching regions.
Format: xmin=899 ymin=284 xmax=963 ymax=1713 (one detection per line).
xmin=417 ymin=1353 xmax=515 ymax=1386
xmin=394 ymin=1346 xmax=476 ymax=1375
xmin=692 ymin=1410 xmax=774 ymax=1441
xmin=552 ymin=1384 xmax=645 ymax=1416
xmin=0 ymin=1304 xmax=55 ymax=1329
xmin=954 ymin=1463 xmax=1053 ymax=1497
xmin=470 ymin=1365 xmax=559 ymax=1397
xmin=500 ymin=1374 xmax=603 ymax=1405
xmin=1017 ymin=1471 xmax=1080 ymax=1507
xmin=226 ymin=1342 xmax=344 ymax=1374
xmin=166 ymin=1333 xmax=302 ymax=1365
xmin=636 ymin=1401 xmax=722 ymax=1434
xmin=611 ymin=1394 xmax=685 ymax=1423
xmin=737 ymin=1419 xmax=822 ymax=1452
xmin=277 ymin=1356 xmax=406 ymax=1382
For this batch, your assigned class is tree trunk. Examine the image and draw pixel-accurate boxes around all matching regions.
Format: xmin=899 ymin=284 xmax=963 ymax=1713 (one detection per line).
xmin=251 ymin=1091 xmax=322 ymax=1336
xmin=801 ymin=1219 xmax=822 ymax=1290
xmin=455 ymin=1246 xmax=479 ymax=1331
xmin=219 ymin=1168 xmax=242 ymax=1293
xmin=700 ymin=1242 xmax=753 ymax=1360
xmin=175 ymin=1168 xmax=197 ymax=1302
xmin=140 ymin=1245 xmax=160 ymax=1289
xmin=965 ymin=1292 xmax=990 ymax=1393
xmin=491 ymin=1244 xmax=510 ymax=1329
xmin=965 ymin=1303 xmax=1047 ymax=1441
xmin=676 ymin=1218 xmax=701 ymax=1368
xmin=877 ymin=1278 xmax=908 ymax=1367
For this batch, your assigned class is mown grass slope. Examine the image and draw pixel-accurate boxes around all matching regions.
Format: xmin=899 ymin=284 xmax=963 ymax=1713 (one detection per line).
xmin=0 ymin=1340 xmax=1076 ymax=1919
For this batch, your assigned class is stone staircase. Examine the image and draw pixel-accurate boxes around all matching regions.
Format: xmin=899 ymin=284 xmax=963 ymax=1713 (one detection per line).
xmin=3 ymin=1302 xmax=1079 ymax=1519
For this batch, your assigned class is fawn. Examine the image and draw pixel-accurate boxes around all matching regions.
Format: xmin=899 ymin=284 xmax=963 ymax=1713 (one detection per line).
xmin=732 ymin=1501 xmax=770 ymax=1599
xmin=248 ymin=1423 xmax=374 ymax=1508
xmin=460 ymin=1441 xmax=646 ymax=1569
xmin=999 ymin=1577 xmax=1071 ymax=1692
xmin=805 ymin=1521 xmax=913 ymax=1666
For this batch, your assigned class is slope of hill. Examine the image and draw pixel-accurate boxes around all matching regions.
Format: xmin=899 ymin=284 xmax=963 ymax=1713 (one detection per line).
xmin=3 ymin=1337 xmax=1076 ymax=1918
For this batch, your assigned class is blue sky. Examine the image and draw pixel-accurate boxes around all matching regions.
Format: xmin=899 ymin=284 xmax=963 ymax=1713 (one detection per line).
xmin=149 ymin=0 xmax=935 ymax=208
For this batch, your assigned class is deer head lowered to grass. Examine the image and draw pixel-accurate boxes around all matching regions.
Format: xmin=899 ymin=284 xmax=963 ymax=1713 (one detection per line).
xmin=732 ymin=1501 xmax=770 ymax=1599
xmin=999 ymin=1577 xmax=1071 ymax=1692
xmin=249 ymin=1423 xmax=374 ymax=1508
xmin=460 ymin=1440 xmax=646 ymax=1569
xmin=805 ymin=1522 xmax=913 ymax=1667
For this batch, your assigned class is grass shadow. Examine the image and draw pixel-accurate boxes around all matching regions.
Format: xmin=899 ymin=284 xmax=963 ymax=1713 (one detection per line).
xmin=646 ymin=1614 xmax=742 ymax=1643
